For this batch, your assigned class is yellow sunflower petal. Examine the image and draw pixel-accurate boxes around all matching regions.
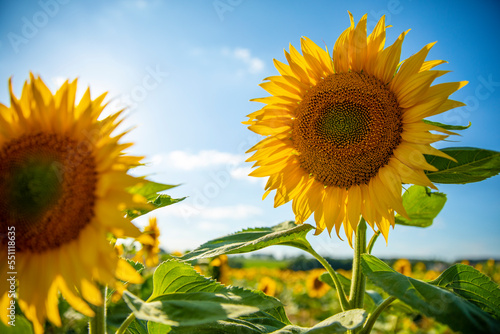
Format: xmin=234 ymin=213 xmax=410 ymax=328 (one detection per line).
xmin=391 ymin=42 xmax=437 ymax=91
xmin=296 ymin=180 xmax=324 ymax=225
xmin=322 ymin=186 xmax=344 ymax=237
xmin=374 ymin=29 xmax=408 ymax=83
xmin=350 ymin=14 xmax=368 ymax=72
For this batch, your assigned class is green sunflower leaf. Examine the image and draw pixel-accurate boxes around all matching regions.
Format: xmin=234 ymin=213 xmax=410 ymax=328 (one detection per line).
xmin=123 ymin=259 xmax=288 ymax=331
xmin=180 ymin=221 xmax=315 ymax=261
xmin=0 ymin=313 xmax=33 ymax=333
xmin=423 ymin=120 xmax=471 ymax=131
xmin=269 ymin=309 xmax=367 ymax=334
xmin=149 ymin=260 xmax=281 ymax=305
xmin=175 ymin=310 xmax=365 ymax=334
xmin=150 ymin=194 xmax=186 ymax=210
xmin=126 ymin=258 xmax=146 ymax=274
xmin=159 ymin=312 xmax=288 ymax=334
xmin=125 ymin=194 xmax=186 ymax=219
xmin=127 ymin=180 xmax=179 ymax=200
xmin=150 ymin=259 xmax=226 ymax=298
xmin=361 ymin=254 xmax=500 ymax=334
xmin=425 ymin=147 xmax=500 ymax=184
xmin=429 ymin=264 xmax=500 ymax=319
xmin=395 ymin=185 xmax=447 ymax=227
xmin=124 ymin=179 xmax=185 ymax=218
xmin=146 ymin=322 xmax=172 ymax=334
xmin=127 ymin=319 xmax=150 ymax=334
xmin=123 ymin=290 xmax=270 ymax=327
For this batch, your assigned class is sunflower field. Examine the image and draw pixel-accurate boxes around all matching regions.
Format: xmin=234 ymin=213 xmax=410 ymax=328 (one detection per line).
xmin=2 ymin=3 xmax=500 ymax=334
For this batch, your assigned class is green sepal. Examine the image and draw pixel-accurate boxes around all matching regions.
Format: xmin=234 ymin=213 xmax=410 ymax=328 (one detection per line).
xmin=423 ymin=119 xmax=471 ymax=131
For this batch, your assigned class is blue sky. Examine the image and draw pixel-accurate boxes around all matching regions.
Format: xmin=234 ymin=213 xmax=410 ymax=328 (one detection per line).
xmin=1 ymin=0 xmax=499 ymax=261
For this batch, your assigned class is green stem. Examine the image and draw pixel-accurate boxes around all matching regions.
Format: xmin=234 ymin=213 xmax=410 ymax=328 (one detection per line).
xmin=360 ymin=296 xmax=397 ymax=334
xmin=349 ymin=218 xmax=367 ymax=310
xmin=115 ymin=312 xmax=136 ymax=334
xmin=306 ymin=247 xmax=351 ymax=311
xmin=367 ymin=230 xmax=380 ymax=254
xmin=89 ymin=285 xmax=107 ymax=334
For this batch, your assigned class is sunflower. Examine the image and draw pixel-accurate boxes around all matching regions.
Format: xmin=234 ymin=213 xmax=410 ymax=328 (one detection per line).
xmin=306 ymin=269 xmax=330 ymax=298
xmin=257 ymin=276 xmax=277 ymax=297
xmin=393 ymin=258 xmax=412 ymax=277
xmin=413 ymin=261 xmax=427 ymax=274
xmin=424 ymin=270 xmax=440 ymax=281
xmin=210 ymin=254 xmax=229 ymax=284
xmin=133 ymin=217 xmax=161 ymax=267
xmin=245 ymin=12 xmax=467 ymax=244
xmin=0 ymin=74 xmax=146 ymax=333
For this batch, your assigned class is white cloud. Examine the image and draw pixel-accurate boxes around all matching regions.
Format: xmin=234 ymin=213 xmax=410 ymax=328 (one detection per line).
xmin=233 ymin=48 xmax=265 ymax=74
xmin=153 ymin=150 xmax=245 ymax=171
xmin=188 ymin=46 xmax=265 ymax=76
xmin=222 ymin=47 xmax=265 ymax=74
xmin=248 ymin=58 xmax=265 ymax=74
xmin=146 ymin=150 xmax=264 ymax=184
xmin=230 ymin=166 xmax=260 ymax=183
xmin=169 ymin=203 xmax=263 ymax=220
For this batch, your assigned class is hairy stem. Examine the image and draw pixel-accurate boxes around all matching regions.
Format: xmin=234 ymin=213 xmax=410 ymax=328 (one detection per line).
xmin=89 ymin=285 xmax=107 ymax=334
xmin=349 ymin=218 xmax=367 ymax=310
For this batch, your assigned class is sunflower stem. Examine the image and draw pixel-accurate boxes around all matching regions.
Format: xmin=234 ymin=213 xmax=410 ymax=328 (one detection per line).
xmin=349 ymin=218 xmax=367 ymax=310
xmin=367 ymin=230 xmax=380 ymax=254
xmin=306 ymin=246 xmax=351 ymax=311
xmin=116 ymin=312 xmax=136 ymax=334
xmin=89 ymin=285 xmax=107 ymax=334
xmin=360 ymin=296 xmax=397 ymax=334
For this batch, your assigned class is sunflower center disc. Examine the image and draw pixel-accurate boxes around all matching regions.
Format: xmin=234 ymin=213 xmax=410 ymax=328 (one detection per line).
xmin=293 ymin=72 xmax=403 ymax=188
xmin=0 ymin=133 xmax=97 ymax=252
xmin=313 ymin=277 xmax=323 ymax=290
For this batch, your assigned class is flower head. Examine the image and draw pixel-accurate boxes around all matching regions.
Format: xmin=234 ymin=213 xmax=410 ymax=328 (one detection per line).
xmin=393 ymin=258 xmax=412 ymax=276
xmin=210 ymin=254 xmax=229 ymax=284
xmin=0 ymin=74 xmax=146 ymax=333
xmin=245 ymin=12 xmax=467 ymax=244
xmin=257 ymin=276 xmax=277 ymax=297
xmin=134 ymin=217 xmax=161 ymax=267
xmin=306 ymin=269 xmax=330 ymax=298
